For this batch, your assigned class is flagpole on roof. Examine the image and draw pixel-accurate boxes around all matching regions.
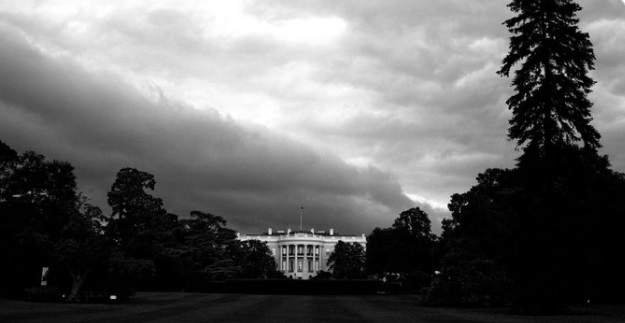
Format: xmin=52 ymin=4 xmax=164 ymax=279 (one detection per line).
xmin=300 ymin=206 xmax=304 ymax=231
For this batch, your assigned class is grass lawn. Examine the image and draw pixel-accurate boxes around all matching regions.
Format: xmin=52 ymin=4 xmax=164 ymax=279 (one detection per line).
xmin=1 ymin=292 xmax=625 ymax=323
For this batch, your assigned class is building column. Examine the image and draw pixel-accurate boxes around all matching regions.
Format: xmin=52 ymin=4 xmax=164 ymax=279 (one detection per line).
xmin=300 ymin=244 xmax=303 ymax=274
xmin=286 ymin=244 xmax=290 ymax=272
xmin=305 ymin=244 xmax=310 ymax=274
xmin=311 ymin=244 xmax=314 ymax=273
xmin=300 ymin=244 xmax=304 ymax=274
xmin=314 ymin=246 xmax=318 ymax=272
xmin=282 ymin=246 xmax=287 ymax=271
xmin=320 ymin=245 xmax=325 ymax=272
xmin=312 ymin=245 xmax=316 ymax=273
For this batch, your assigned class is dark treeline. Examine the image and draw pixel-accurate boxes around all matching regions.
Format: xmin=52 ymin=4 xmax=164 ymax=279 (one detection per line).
xmin=358 ymin=0 xmax=625 ymax=314
xmin=0 ymin=144 xmax=282 ymax=302
xmin=0 ymin=138 xmax=435 ymax=301
xmin=365 ymin=207 xmax=437 ymax=292
xmin=421 ymin=0 xmax=625 ymax=313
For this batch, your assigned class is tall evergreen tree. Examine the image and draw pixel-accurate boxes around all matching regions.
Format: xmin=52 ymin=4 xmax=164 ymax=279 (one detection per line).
xmin=494 ymin=0 xmax=625 ymax=312
xmin=498 ymin=0 xmax=600 ymax=167
xmin=427 ymin=1 xmax=625 ymax=309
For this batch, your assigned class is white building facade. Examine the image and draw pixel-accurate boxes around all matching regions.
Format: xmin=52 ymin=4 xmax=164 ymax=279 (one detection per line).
xmin=238 ymin=228 xmax=367 ymax=280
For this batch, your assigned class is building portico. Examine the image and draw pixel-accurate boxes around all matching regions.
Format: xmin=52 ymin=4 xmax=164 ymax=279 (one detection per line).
xmin=238 ymin=228 xmax=366 ymax=279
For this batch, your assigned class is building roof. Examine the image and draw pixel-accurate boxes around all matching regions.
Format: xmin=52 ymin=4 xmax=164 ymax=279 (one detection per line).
xmin=240 ymin=228 xmax=363 ymax=238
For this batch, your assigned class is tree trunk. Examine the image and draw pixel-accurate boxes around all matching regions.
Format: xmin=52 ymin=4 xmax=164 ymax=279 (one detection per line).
xmin=67 ymin=271 xmax=89 ymax=302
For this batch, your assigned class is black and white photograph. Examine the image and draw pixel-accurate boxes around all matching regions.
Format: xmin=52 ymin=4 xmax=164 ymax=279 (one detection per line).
xmin=1 ymin=0 xmax=625 ymax=322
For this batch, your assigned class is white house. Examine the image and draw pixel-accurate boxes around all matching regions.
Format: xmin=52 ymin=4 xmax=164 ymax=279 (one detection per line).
xmin=238 ymin=228 xmax=367 ymax=279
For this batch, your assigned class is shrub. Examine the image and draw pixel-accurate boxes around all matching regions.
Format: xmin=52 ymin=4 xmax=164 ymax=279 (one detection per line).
xmin=24 ymin=286 xmax=63 ymax=303
xmin=423 ymin=258 xmax=511 ymax=307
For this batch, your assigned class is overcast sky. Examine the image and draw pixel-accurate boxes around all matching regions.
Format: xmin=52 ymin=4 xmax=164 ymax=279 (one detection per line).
xmin=1 ymin=0 xmax=624 ymax=235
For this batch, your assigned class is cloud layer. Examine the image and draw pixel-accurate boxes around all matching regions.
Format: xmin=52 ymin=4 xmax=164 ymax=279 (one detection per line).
xmin=1 ymin=0 xmax=624 ymax=234
xmin=0 ymin=24 xmax=424 ymax=233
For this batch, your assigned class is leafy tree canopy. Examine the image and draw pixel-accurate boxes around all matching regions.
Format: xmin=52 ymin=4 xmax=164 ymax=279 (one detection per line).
xmin=328 ymin=240 xmax=366 ymax=279
xmin=392 ymin=207 xmax=434 ymax=240
xmin=367 ymin=207 xmax=436 ymax=276
xmin=106 ymin=168 xmax=171 ymax=258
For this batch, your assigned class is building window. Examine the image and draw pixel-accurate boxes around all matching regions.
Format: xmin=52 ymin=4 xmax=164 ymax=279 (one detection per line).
xmin=298 ymin=259 xmax=303 ymax=272
xmin=282 ymin=261 xmax=286 ymax=271
xmin=308 ymin=260 xmax=313 ymax=272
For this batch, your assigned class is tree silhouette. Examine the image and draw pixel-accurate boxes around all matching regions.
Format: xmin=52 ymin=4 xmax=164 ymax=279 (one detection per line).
xmin=392 ymin=207 xmax=434 ymax=240
xmin=327 ymin=241 xmax=366 ymax=279
xmin=0 ymin=142 xmax=107 ymax=300
xmin=426 ymin=169 xmax=517 ymax=307
xmin=106 ymin=168 xmax=170 ymax=258
xmin=498 ymin=0 xmax=600 ymax=169
xmin=172 ymin=211 xmax=240 ymax=283
xmin=54 ymin=198 xmax=108 ymax=301
xmin=367 ymin=207 xmax=436 ymax=278
xmin=493 ymin=0 xmax=625 ymax=312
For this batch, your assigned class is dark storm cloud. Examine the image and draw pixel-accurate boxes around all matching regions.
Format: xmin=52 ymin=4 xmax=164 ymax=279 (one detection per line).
xmin=0 ymin=26 xmax=417 ymax=234
xmin=249 ymin=0 xmax=625 ymax=204
xmin=244 ymin=0 xmax=518 ymax=205
xmin=1 ymin=0 xmax=624 ymax=235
